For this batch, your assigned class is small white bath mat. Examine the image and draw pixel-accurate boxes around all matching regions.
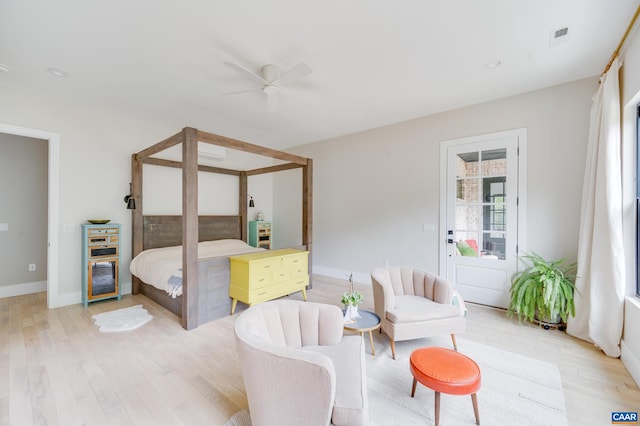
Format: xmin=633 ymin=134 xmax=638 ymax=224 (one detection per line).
xmin=92 ymin=304 xmax=153 ymax=332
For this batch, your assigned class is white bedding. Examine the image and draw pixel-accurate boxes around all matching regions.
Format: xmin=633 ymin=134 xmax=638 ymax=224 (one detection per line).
xmin=129 ymin=239 xmax=264 ymax=298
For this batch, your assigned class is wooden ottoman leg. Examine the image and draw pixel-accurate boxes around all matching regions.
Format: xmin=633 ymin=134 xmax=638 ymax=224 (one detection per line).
xmin=411 ymin=377 xmax=417 ymax=397
xmin=471 ymin=393 xmax=480 ymax=425
xmin=434 ymin=391 xmax=441 ymax=426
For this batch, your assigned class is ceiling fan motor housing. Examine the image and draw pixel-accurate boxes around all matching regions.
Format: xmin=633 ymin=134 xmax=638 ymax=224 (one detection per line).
xmin=261 ymin=64 xmax=281 ymax=83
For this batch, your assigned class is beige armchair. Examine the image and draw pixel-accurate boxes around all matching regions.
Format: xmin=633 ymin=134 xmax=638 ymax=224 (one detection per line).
xmin=371 ymin=266 xmax=467 ymax=359
xmin=234 ymin=299 xmax=368 ymax=426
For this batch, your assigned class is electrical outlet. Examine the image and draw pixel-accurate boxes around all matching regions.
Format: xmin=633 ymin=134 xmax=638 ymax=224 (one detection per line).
xmin=63 ymin=224 xmax=75 ymax=233
xmin=28 ymin=264 xmax=36 ymax=272
xmin=0 ymin=223 xmax=8 ymax=231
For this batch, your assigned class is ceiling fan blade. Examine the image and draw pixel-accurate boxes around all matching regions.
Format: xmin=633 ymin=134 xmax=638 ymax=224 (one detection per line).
xmin=266 ymin=91 xmax=279 ymax=112
xmin=222 ymin=87 xmax=262 ymax=96
xmin=223 ymin=61 xmax=267 ymax=85
xmin=274 ymin=62 xmax=312 ymax=86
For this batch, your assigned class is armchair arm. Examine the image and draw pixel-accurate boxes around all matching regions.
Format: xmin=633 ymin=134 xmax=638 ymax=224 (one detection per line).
xmin=236 ymin=334 xmax=336 ymax=426
xmin=371 ymin=269 xmax=395 ymax=320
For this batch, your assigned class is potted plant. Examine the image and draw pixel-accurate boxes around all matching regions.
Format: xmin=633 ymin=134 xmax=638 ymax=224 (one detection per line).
xmin=342 ymin=273 xmax=363 ymax=321
xmin=508 ymin=252 xmax=577 ymax=329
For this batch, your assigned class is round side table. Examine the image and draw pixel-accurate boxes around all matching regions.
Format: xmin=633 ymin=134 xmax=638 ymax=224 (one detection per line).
xmin=343 ymin=309 xmax=381 ymax=355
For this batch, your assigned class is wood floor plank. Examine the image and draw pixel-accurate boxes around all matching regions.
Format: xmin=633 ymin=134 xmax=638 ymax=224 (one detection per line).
xmin=3 ymin=275 xmax=639 ymax=425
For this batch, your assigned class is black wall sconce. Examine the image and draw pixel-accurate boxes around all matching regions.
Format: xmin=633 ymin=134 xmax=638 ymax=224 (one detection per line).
xmin=124 ymin=183 xmax=136 ymax=210
xmin=249 ymin=196 xmax=255 ymax=208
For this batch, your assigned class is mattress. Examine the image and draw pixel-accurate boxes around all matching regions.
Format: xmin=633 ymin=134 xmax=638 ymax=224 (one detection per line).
xmin=129 ymin=239 xmax=264 ymax=297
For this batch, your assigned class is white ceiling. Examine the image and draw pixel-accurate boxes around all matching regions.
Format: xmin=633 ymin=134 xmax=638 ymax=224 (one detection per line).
xmin=1 ymin=0 xmax=638 ymax=149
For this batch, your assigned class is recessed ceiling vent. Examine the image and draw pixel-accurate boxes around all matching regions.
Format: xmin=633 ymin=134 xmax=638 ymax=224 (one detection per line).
xmin=549 ymin=26 xmax=571 ymax=47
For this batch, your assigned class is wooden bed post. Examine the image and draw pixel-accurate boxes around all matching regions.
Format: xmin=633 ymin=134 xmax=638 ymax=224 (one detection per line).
xmin=182 ymin=127 xmax=199 ymax=330
xmin=303 ymin=159 xmax=313 ymax=287
xmin=240 ymin=172 xmax=248 ymax=242
xmin=131 ymin=153 xmax=143 ymax=294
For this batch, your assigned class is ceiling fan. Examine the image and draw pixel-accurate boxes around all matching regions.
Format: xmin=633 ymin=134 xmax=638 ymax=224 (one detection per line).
xmin=222 ymin=61 xmax=313 ymax=112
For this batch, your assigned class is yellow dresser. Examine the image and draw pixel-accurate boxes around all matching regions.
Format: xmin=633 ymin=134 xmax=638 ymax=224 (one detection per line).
xmin=229 ymin=248 xmax=309 ymax=314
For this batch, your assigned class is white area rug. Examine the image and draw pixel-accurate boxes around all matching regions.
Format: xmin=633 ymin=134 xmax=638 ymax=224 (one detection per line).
xmin=91 ymin=304 xmax=153 ymax=332
xmin=224 ymin=335 xmax=568 ymax=426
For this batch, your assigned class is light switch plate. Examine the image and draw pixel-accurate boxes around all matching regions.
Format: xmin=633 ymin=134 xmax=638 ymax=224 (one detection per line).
xmin=0 ymin=223 xmax=8 ymax=231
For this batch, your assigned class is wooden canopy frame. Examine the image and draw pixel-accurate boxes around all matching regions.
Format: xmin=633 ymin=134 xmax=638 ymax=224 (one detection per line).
xmin=130 ymin=127 xmax=313 ymax=329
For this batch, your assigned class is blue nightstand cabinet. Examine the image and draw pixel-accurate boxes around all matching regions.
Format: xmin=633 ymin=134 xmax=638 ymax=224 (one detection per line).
xmin=81 ymin=223 xmax=121 ymax=307
xmin=249 ymin=221 xmax=271 ymax=249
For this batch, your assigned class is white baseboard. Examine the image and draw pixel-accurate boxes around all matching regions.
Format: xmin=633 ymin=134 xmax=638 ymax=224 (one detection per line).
xmin=54 ymin=291 xmax=81 ymax=307
xmin=0 ymin=281 xmax=47 ymax=298
xmin=621 ymin=339 xmax=640 ymax=387
xmin=51 ymin=281 xmax=132 ymax=308
xmin=312 ymin=265 xmax=371 ymax=286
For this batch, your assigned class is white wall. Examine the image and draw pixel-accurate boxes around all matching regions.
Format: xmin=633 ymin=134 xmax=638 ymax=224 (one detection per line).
xmin=0 ymin=85 xmax=273 ymax=303
xmin=281 ymin=77 xmax=598 ymax=284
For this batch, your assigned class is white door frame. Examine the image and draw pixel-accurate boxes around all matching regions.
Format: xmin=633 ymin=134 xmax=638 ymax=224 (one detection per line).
xmin=0 ymin=123 xmax=60 ymax=308
xmin=439 ymin=128 xmax=527 ymax=286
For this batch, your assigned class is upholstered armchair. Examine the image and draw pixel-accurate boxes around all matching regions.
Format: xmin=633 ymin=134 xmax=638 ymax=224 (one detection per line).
xmin=234 ymin=300 xmax=368 ymax=426
xmin=371 ymin=266 xmax=467 ymax=359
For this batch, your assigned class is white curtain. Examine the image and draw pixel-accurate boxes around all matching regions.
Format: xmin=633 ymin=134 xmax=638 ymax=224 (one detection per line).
xmin=567 ymin=58 xmax=625 ymax=357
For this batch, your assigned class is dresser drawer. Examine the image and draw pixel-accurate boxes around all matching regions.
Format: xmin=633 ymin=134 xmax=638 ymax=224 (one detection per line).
xmin=280 ymin=276 xmax=309 ymax=294
xmin=230 ymin=284 xmax=279 ymax=305
xmin=283 ymin=253 xmax=308 ymax=278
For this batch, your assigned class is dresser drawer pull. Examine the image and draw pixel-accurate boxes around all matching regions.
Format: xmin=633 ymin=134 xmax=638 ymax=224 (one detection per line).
xmin=258 ymin=278 xmax=265 ymax=282
xmin=263 ymin=265 xmax=271 ymax=269
xmin=257 ymin=291 xmax=267 ymax=296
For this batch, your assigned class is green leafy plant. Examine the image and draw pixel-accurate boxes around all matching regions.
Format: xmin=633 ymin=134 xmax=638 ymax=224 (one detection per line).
xmin=508 ymin=252 xmax=578 ymax=324
xmin=341 ymin=290 xmax=363 ymax=306
xmin=341 ymin=273 xmax=363 ymax=306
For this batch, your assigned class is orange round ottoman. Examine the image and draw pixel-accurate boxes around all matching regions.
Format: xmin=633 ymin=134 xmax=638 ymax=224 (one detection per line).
xmin=410 ymin=347 xmax=481 ymax=426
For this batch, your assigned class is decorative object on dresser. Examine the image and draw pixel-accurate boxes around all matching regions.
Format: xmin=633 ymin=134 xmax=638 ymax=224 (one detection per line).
xmin=128 ymin=127 xmax=313 ymax=330
xmin=229 ymin=248 xmax=309 ymax=314
xmin=82 ymin=223 xmax=121 ymax=307
xmin=248 ymin=220 xmax=271 ymax=249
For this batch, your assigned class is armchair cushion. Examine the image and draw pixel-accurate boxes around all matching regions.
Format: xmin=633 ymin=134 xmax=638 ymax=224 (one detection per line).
xmin=388 ymin=295 xmax=462 ymax=323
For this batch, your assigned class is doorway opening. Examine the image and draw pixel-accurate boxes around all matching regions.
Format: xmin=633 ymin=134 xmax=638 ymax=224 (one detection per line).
xmin=0 ymin=123 xmax=60 ymax=308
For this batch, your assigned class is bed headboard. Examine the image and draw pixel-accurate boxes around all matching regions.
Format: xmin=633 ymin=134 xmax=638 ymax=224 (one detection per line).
xmin=142 ymin=215 xmax=242 ymax=250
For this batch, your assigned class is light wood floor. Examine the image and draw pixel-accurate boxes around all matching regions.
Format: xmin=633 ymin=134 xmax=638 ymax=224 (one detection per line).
xmin=2 ymin=275 xmax=639 ymax=425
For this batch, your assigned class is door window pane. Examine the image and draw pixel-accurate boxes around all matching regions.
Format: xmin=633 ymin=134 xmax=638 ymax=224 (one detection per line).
xmin=454 ymin=149 xmax=507 ymax=261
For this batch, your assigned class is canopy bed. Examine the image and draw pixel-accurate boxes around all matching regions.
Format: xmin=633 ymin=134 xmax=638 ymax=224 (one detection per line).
xmin=129 ymin=127 xmax=313 ymax=330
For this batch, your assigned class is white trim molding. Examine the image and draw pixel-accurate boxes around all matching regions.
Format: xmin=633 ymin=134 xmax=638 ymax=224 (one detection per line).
xmin=0 ymin=281 xmax=47 ymax=298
